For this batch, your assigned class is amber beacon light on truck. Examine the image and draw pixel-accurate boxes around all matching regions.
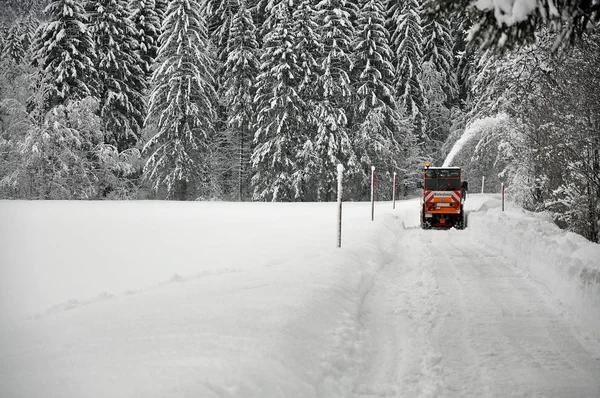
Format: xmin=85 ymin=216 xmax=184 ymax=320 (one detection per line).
xmin=420 ymin=162 xmax=468 ymax=229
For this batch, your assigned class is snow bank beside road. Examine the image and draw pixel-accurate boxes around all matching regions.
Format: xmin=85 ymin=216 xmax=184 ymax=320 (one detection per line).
xmin=469 ymin=201 xmax=600 ymax=337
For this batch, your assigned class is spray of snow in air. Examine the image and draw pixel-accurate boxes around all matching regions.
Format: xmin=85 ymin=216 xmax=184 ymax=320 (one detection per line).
xmin=442 ymin=123 xmax=483 ymax=167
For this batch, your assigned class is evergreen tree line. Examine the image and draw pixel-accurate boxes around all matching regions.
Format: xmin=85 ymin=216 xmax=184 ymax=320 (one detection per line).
xmin=0 ymin=0 xmax=461 ymax=201
xmin=2 ymin=0 xmax=596 ymax=241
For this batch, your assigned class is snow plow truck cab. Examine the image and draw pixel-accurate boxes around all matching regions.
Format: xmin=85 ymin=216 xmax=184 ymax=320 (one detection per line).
xmin=420 ymin=163 xmax=468 ymax=230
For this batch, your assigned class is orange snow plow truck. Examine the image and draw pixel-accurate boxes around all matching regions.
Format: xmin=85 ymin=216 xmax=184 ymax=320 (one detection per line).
xmin=420 ymin=163 xmax=468 ymax=230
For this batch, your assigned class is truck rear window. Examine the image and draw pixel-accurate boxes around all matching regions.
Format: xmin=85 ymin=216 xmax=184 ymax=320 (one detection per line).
xmin=425 ymin=179 xmax=461 ymax=191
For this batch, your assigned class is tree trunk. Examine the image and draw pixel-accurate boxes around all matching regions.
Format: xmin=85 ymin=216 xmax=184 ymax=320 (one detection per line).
xmin=175 ymin=179 xmax=188 ymax=201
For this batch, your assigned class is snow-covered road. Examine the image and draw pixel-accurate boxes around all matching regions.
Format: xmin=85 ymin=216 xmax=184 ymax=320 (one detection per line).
xmin=357 ymin=226 xmax=600 ymax=397
xmin=1 ymin=196 xmax=599 ymax=397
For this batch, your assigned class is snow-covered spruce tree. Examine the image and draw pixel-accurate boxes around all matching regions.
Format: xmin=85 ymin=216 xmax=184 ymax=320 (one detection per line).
xmin=246 ymin=0 xmax=271 ymax=45
xmin=251 ymin=2 xmax=306 ymax=201
xmin=350 ymin=0 xmax=407 ymax=199
xmin=437 ymin=15 xmax=480 ymax=166
xmin=352 ymin=0 xmax=396 ymax=125
xmin=292 ymin=0 xmax=320 ymax=98
xmin=253 ymin=0 xmax=278 ymax=42
xmin=0 ymin=27 xmax=5 ymax=54
xmin=221 ymin=1 xmax=259 ymax=201
xmin=1 ymin=20 xmax=26 ymax=63
xmin=389 ymin=0 xmax=425 ymax=143
xmin=154 ymin=0 xmax=168 ymax=22
xmin=204 ymin=0 xmax=242 ymax=173
xmin=450 ymin=13 xmax=478 ymax=108
xmin=17 ymin=17 xmax=35 ymax=61
xmin=89 ymin=0 xmax=147 ymax=152
xmin=32 ymin=0 xmax=98 ymax=109
xmin=205 ymin=0 xmax=240 ymax=63
xmin=421 ymin=13 xmax=456 ymax=103
xmin=315 ymin=0 xmax=357 ymax=122
xmin=421 ymin=60 xmax=452 ymax=163
xmin=420 ymin=10 xmax=457 ymax=161
xmin=143 ymin=0 xmax=218 ymax=200
xmin=289 ymin=0 xmax=323 ymax=200
xmin=21 ymin=13 xmax=38 ymax=52
xmin=309 ymin=0 xmax=359 ymax=200
xmin=0 ymin=15 xmax=37 ymax=79
xmin=129 ymin=0 xmax=161 ymax=80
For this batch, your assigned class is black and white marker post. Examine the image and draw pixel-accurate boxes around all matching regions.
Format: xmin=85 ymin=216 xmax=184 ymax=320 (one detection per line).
xmin=371 ymin=166 xmax=375 ymax=221
xmin=337 ymin=164 xmax=344 ymax=248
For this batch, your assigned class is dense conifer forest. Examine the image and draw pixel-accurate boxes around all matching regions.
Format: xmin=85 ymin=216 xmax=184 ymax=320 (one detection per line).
xmin=0 ymin=0 xmax=598 ymax=241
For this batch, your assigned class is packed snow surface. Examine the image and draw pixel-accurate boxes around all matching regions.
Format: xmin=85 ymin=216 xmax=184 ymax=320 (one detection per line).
xmin=1 ymin=196 xmax=599 ymax=397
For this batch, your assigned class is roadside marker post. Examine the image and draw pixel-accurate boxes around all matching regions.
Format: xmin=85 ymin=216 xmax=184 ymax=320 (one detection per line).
xmin=371 ymin=166 xmax=375 ymax=221
xmin=337 ymin=164 xmax=344 ymax=248
xmin=393 ymin=172 xmax=397 ymax=209
xmin=481 ymin=176 xmax=485 ymax=194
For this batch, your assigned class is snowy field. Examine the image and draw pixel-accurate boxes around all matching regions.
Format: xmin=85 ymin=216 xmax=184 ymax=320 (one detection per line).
xmin=1 ymin=195 xmax=599 ymax=397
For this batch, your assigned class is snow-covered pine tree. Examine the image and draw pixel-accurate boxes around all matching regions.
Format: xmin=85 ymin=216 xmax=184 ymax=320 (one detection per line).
xmin=449 ymin=14 xmax=477 ymax=108
xmin=421 ymin=60 xmax=451 ymax=162
xmin=352 ymin=0 xmax=396 ymax=122
xmin=205 ymin=0 xmax=240 ymax=63
xmin=204 ymin=0 xmax=242 ymax=163
xmin=154 ymin=0 xmax=168 ymax=21
xmin=316 ymin=0 xmax=356 ymax=120
xmin=292 ymin=0 xmax=320 ymax=97
xmin=389 ymin=0 xmax=425 ymax=142
xmin=32 ymin=0 xmax=98 ymax=109
xmin=89 ymin=0 xmax=147 ymax=152
xmin=421 ymin=14 xmax=456 ymax=104
xmin=143 ymin=0 xmax=218 ymax=200
xmin=290 ymin=0 xmax=322 ymax=200
xmin=1 ymin=20 xmax=26 ymax=63
xmin=252 ymin=0 xmax=274 ymax=43
xmin=129 ymin=0 xmax=161 ymax=80
xmin=221 ymin=1 xmax=259 ymax=201
xmin=420 ymin=9 xmax=459 ymax=161
xmin=251 ymin=2 xmax=306 ymax=201
xmin=21 ymin=13 xmax=38 ymax=51
xmin=351 ymin=0 xmax=405 ymax=197
xmin=309 ymin=0 xmax=358 ymax=200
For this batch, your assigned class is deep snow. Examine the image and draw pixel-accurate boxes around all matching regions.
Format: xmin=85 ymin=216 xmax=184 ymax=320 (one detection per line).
xmin=1 ymin=195 xmax=599 ymax=397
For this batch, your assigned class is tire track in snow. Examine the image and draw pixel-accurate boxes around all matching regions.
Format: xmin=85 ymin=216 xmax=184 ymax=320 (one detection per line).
xmin=355 ymin=223 xmax=600 ymax=397
xmin=425 ymin=231 xmax=600 ymax=397
xmin=354 ymin=226 xmax=447 ymax=397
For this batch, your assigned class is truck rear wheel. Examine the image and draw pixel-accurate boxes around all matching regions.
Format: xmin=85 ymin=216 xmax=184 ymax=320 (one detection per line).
xmin=456 ymin=208 xmax=467 ymax=230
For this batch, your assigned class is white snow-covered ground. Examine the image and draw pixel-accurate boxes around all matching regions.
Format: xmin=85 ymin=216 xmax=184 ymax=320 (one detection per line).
xmin=1 ymin=195 xmax=599 ymax=397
